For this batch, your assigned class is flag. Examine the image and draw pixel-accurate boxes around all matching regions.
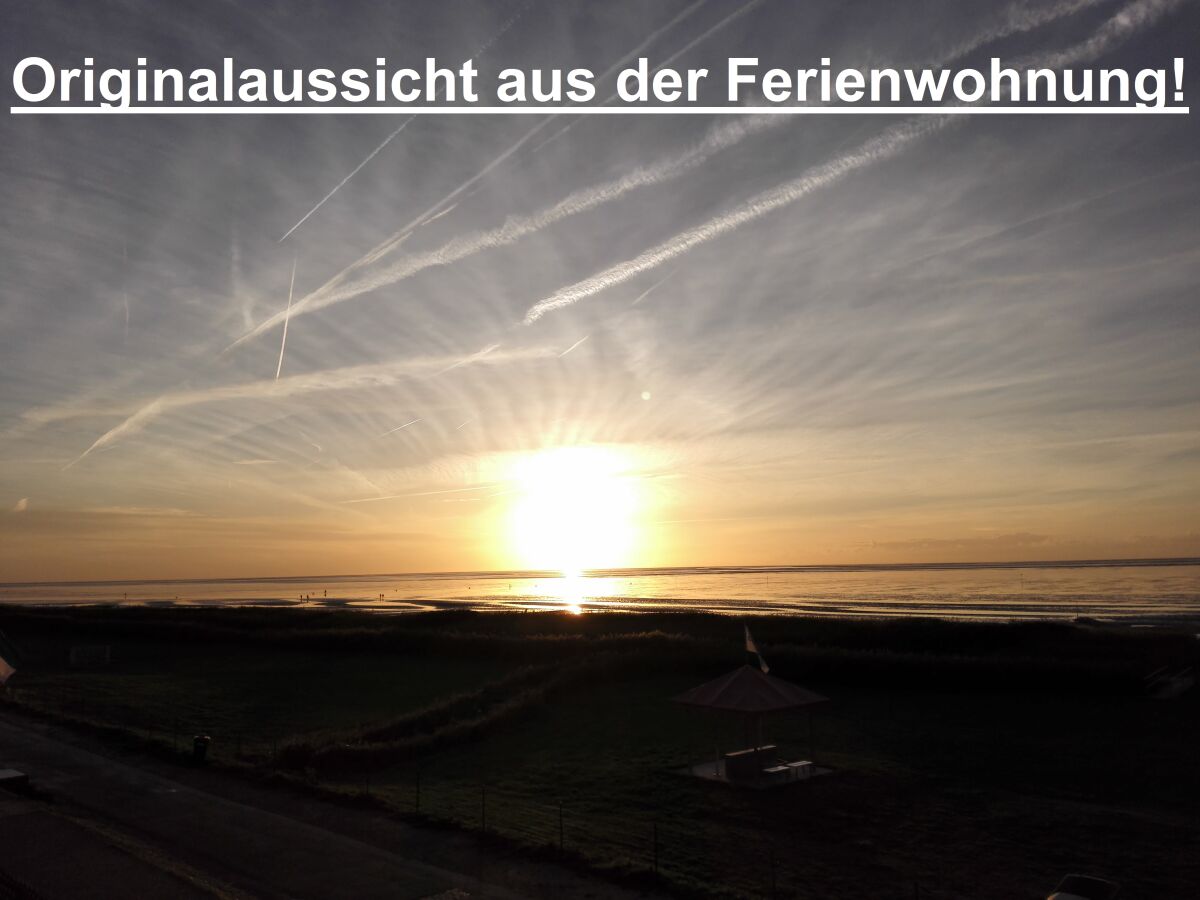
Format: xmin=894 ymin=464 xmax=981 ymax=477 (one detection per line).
xmin=744 ymin=625 xmax=769 ymax=674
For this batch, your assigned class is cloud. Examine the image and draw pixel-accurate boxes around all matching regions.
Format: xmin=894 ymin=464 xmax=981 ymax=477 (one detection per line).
xmin=276 ymin=0 xmax=540 ymax=242
xmin=2 ymin=0 xmax=1196 ymax=579
xmin=229 ymin=0 xmax=1118 ymax=348
xmin=83 ymin=505 xmax=203 ymax=518
xmin=523 ymin=116 xmax=948 ymax=322
xmin=870 ymin=532 xmax=1052 ymax=552
xmin=522 ymin=0 xmax=1183 ymax=323
xmin=229 ymin=114 xmax=780 ymax=349
xmin=65 ymin=345 xmax=556 ymax=467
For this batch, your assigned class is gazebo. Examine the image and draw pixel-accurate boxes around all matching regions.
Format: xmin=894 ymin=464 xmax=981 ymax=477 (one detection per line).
xmin=673 ymin=663 xmax=828 ymax=785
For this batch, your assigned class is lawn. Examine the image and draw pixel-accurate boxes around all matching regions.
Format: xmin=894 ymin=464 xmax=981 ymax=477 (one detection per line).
xmin=346 ymin=669 xmax=1200 ymax=898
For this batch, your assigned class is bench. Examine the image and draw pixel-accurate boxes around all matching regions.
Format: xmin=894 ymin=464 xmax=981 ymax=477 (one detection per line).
xmin=723 ymin=745 xmax=777 ymax=781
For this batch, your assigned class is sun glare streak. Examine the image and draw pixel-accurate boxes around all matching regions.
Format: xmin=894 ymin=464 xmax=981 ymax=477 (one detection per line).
xmin=506 ymin=446 xmax=642 ymax=577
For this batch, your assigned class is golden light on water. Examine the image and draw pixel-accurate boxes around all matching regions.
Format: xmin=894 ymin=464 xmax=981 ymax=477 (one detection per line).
xmin=548 ymin=573 xmax=623 ymax=615
xmin=506 ymin=445 xmax=642 ymax=578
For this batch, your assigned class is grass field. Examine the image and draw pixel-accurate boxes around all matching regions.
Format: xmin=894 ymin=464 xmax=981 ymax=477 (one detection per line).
xmin=5 ymin=630 xmax=514 ymax=755
xmin=1 ymin=605 xmax=1197 ymax=898
xmin=344 ymin=671 xmax=1199 ymax=898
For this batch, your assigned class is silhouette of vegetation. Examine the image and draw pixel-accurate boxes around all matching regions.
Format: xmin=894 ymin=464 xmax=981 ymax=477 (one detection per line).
xmin=1 ymin=606 xmax=1197 ymax=898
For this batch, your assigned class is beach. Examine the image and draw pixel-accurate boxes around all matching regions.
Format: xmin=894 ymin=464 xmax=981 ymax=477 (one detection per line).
xmin=2 ymin=559 xmax=1199 ymax=623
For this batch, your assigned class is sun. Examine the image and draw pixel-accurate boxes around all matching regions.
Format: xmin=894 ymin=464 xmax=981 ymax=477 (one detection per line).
xmin=506 ymin=445 xmax=640 ymax=575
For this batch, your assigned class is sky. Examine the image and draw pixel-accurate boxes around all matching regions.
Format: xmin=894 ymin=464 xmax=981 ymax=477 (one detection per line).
xmin=2 ymin=0 xmax=1198 ymax=582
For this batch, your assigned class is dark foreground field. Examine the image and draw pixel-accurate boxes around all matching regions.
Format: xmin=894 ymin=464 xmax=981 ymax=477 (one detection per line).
xmin=1 ymin=606 xmax=1197 ymax=899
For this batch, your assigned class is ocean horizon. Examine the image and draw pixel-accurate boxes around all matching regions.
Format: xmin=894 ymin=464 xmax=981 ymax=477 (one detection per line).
xmin=4 ymin=557 xmax=1198 ymax=622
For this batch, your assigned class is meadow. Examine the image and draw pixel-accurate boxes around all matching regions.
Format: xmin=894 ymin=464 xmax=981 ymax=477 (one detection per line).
xmin=1 ymin=605 xmax=1197 ymax=899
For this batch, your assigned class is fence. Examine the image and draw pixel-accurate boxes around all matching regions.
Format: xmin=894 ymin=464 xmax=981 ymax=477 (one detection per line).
xmin=1 ymin=686 xmax=951 ymax=899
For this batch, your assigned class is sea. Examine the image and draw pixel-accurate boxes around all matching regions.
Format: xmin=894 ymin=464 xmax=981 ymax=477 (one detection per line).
xmin=2 ymin=559 xmax=1199 ymax=623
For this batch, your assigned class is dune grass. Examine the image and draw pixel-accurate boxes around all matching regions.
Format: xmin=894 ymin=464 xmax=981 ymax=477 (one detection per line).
xmin=5 ymin=632 xmax=513 ymax=754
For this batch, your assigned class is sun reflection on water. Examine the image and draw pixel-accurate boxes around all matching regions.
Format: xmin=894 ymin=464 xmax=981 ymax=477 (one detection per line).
xmin=548 ymin=573 xmax=622 ymax=614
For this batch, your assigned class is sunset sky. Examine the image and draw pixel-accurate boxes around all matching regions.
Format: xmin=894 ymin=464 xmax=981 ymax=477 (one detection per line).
xmin=2 ymin=0 xmax=1198 ymax=582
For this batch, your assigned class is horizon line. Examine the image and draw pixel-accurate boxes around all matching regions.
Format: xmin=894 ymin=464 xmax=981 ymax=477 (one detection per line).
xmin=3 ymin=555 xmax=1197 ymax=589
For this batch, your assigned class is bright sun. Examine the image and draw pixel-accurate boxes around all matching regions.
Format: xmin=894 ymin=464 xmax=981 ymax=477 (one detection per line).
xmin=507 ymin=445 xmax=640 ymax=575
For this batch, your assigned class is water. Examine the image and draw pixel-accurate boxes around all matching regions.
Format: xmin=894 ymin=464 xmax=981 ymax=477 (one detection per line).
xmin=2 ymin=559 xmax=1198 ymax=623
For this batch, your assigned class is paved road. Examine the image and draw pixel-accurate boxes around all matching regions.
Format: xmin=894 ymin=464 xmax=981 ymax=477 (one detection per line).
xmin=0 ymin=795 xmax=220 ymax=899
xmin=0 ymin=713 xmax=658 ymax=900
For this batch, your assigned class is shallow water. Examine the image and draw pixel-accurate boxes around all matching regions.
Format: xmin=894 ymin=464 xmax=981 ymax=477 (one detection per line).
xmin=2 ymin=559 xmax=1198 ymax=622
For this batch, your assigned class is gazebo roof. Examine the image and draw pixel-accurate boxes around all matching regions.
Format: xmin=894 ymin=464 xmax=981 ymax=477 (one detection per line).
xmin=673 ymin=665 xmax=828 ymax=714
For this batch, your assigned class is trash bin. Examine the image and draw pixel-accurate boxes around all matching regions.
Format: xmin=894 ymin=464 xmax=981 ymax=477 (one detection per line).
xmin=192 ymin=734 xmax=211 ymax=764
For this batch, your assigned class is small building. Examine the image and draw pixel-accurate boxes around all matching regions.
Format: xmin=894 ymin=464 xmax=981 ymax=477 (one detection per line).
xmin=673 ymin=663 xmax=829 ymax=787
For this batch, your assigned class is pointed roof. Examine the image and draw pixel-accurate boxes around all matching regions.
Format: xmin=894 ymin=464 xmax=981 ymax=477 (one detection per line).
xmin=673 ymin=665 xmax=828 ymax=714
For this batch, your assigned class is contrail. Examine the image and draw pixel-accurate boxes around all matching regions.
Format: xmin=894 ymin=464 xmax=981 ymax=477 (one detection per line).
xmin=523 ymin=0 xmax=1182 ymax=323
xmin=379 ymin=417 xmax=422 ymax=437
xmin=559 ymin=336 xmax=589 ymax=357
xmin=230 ymin=115 xmax=776 ymax=348
xmin=938 ymin=0 xmax=1113 ymax=62
xmin=121 ymin=239 xmax=130 ymax=342
xmin=343 ymin=483 xmax=495 ymax=503
xmin=64 ymin=345 xmax=556 ymax=468
xmin=276 ymin=0 xmax=540 ymax=243
xmin=422 ymin=202 xmax=459 ymax=225
xmin=433 ymin=342 xmax=502 ymax=376
xmin=894 ymin=160 xmax=1200 ymax=274
xmin=372 ymin=118 xmax=553 ymax=258
xmin=534 ymin=0 xmax=769 ymax=154
xmin=229 ymin=0 xmax=1118 ymax=350
xmin=631 ymin=269 xmax=677 ymax=306
xmin=274 ymin=257 xmax=297 ymax=380
xmin=278 ymin=120 xmax=416 ymax=242
xmin=534 ymin=0 xmax=1104 ymax=154
xmin=524 ymin=117 xmax=946 ymax=322
xmin=232 ymin=2 xmax=719 ymax=349
xmin=371 ymin=0 xmax=711 ymax=243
